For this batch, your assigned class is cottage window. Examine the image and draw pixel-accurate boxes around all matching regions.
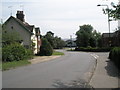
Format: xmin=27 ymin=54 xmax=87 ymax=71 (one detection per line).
xmin=11 ymin=26 xmax=13 ymax=29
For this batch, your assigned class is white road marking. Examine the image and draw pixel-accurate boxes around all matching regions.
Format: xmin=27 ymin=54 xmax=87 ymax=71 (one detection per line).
xmin=91 ymin=54 xmax=99 ymax=59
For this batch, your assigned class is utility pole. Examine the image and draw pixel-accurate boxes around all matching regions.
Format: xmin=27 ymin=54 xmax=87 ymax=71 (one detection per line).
xmin=8 ymin=6 xmax=13 ymax=16
xmin=70 ymin=35 xmax=72 ymax=51
xmin=97 ymin=4 xmax=111 ymax=47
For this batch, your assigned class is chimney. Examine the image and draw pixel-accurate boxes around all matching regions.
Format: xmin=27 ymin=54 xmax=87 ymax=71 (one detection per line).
xmin=16 ymin=11 xmax=25 ymax=22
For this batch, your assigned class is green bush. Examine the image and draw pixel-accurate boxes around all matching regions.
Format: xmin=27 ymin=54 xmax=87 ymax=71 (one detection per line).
xmin=109 ymin=47 xmax=120 ymax=69
xmin=2 ymin=43 xmax=33 ymax=62
xmin=25 ymin=49 xmax=33 ymax=59
xmin=37 ymin=38 xmax=53 ymax=56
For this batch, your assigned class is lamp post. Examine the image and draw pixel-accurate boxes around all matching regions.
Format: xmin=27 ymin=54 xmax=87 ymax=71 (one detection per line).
xmin=97 ymin=4 xmax=111 ymax=47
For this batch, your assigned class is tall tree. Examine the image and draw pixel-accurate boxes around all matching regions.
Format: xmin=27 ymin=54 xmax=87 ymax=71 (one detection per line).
xmin=44 ymin=31 xmax=65 ymax=49
xmin=54 ymin=36 xmax=66 ymax=49
xmin=103 ymin=3 xmax=120 ymax=20
xmin=92 ymin=30 xmax=102 ymax=47
xmin=76 ymin=25 xmax=102 ymax=47
xmin=44 ymin=31 xmax=55 ymax=48
xmin=76 ymin=24 xmax=93 ymax=47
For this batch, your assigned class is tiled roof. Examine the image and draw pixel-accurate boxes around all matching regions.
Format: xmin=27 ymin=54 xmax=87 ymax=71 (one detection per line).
xmin=3 ymin=16 xmax=33 ymax=34
xmin=102 ymin=33 xmax=114 ymax=38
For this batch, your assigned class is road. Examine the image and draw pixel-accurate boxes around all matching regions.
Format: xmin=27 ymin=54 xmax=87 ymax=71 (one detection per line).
xmin=2 ymin=50 xmax=96 ymax=88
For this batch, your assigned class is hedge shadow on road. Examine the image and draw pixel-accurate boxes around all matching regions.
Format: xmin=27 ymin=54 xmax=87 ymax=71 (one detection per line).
xmin=52 ymin=79 xmax=93 ymax=89
xmin=105 ymin=59 xmax=119 ymax=78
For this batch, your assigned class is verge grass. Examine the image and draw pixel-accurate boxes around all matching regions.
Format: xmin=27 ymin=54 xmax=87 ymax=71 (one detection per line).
xmin=52 ymin=51 xmax=64 ymax=55
xmin=2 ymin=60 xmax=31 ymax=71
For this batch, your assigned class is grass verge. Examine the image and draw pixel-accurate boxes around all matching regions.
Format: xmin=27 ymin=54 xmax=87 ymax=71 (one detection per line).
xmin=52 ymin=51 xmax=64 ymax=55
xmin=2 ymin=60 xmax=31 ymax=71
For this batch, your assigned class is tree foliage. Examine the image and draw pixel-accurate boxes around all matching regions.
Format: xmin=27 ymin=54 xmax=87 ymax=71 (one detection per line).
xmin=76 ymin=24 xmax=102 ymax=47
xmin=37 ymin=37 xmax=53 ymax=56
xmin=2 ymin=43 xmax=33 ymax=62
xmin=44 ymin=31 xmax=55 ymax=48
xmin=44 ymin=31 xmax=65 ymax=49
xmin=54 ymin=36 xmax=66 ymax=49
xmin=104 ymin=3 xmax=120 ymax=20
xmin=76 ymin=25 xmax=93 ymax=47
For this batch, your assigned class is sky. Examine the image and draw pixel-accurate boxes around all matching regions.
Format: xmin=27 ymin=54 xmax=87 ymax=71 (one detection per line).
xmin=1 ymin=0 xmax=119 ymax=39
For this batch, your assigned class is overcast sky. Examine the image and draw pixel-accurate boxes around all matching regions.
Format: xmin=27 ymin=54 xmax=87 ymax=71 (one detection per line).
xmin=1 ymin=0 xmax=119 ymax=39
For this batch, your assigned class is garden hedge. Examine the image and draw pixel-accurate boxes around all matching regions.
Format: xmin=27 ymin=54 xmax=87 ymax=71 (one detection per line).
xmin=109 ymin=47 xmax=120 ymax=70
xmin=37 ymin=38 xmax=53 ymax=56
xmin=2 ymin=43 xmax=33 ymax=62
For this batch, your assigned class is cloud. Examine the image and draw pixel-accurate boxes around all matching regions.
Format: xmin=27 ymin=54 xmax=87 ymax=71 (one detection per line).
xmin=2 ymin=0 xmax=118 ymax=38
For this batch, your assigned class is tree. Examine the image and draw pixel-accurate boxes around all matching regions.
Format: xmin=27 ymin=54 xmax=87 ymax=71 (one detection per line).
xmin=104 ymin=3 xmax=120 ymax=20
xmin=76 ymin=25 xmax=102 ymax=47
xmin=54 ymin=36 xmax=66 ymax=49
xmin=76 ymin=24 xmax=93 ymax=47
xmin=44 ymin=31 xmax=65 ymax=49
xmin=89 ymin=36 xmax=96 ymax=47
xmin=92 ymin=30 xmax=102 ymax=47
xmin=44 ymin=31 xmax=55 ymax=48
xmin=38 ymin=38 xmax=53 ymax=56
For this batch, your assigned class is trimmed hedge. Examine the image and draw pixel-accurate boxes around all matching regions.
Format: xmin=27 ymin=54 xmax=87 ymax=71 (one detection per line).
xmin=75 ymin=47 xmax=111 ymax=52
xmin=37 ymin=38 xmax=53 ymax=56
xmin=109 ymin=47 xmax=120 ymax=70
xmin=2 ymin=43 xmax=33 ymax=62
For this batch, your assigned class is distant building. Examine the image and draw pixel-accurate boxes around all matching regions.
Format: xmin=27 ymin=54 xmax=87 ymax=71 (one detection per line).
xmin=113 ymin=30 xmax=120 ymax=46
xmin=3 ymin=11 xmax=41 ymax=54
xmin=65 ymin=39 xmax=76 ymax=47
xmin=102 ymin=0 xmax=120 ymax=47
xmin=102 ymin=31 xmax=120 ymax=47
xmin=102 ymin=33 xmax=114 ymax=47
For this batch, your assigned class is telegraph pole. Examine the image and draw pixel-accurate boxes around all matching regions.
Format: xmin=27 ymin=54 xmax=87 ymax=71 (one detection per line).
xmin=8 ymin=6 xmax=13 ymax=16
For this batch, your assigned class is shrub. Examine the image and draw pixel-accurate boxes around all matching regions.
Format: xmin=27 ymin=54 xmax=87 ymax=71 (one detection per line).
xmin=25 ymin=49 xmax=33 ymax=59
xmin=2 ymin=43 xmax=33 ymax=62
xmin=109 ymin=47 xmax=120 ymax=69
xmin=37 ymin=38 xmax=53 ymax=56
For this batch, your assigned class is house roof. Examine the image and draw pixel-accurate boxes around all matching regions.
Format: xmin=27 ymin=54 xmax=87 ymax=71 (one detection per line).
xmin=102 ymin=33 xmax=114 ymax=38
xmin=3 ymin=16 xmax=33 ymax=34
xmin=24 ymin=23 xmax=35 ymax=32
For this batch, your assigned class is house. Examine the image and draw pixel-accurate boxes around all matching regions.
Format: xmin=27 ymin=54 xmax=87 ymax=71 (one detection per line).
xmin=2 ymin=11 xmax=41 ymax=54
xmin=102 ymin=33 xmax=114 ymax=47
xmin=65 ymin=39 xmax=76 ymax=47
xmin=113 ymin=30 xmax=120 ymax=46
xmin=102 ymin=31 xmax=120 ymax=47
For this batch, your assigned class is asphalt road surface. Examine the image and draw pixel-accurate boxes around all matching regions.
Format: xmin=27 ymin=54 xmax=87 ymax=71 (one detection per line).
xmin=2 ymin=50 xmax=96 ymax=88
